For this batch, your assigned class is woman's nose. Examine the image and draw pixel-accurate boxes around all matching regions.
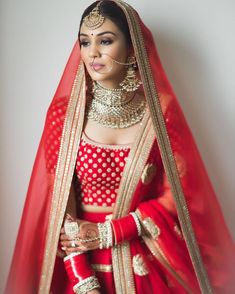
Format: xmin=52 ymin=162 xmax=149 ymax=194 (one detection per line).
xmin=88 ymin=43 xmax=101 ymax=59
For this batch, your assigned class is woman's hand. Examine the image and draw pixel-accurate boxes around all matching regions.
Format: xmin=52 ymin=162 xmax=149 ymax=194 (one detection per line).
xmin=60 ymin=218 xmax=100 ymax=254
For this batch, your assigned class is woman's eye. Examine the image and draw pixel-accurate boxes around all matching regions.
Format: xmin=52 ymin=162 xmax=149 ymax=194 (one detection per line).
xmin=80 ymin=40 xmax=90 ymax=47
xmin=100 ymin=39 xmax=113 ymax=45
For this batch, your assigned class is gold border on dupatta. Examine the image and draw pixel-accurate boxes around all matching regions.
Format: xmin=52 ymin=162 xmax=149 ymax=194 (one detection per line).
xmin=117 ymin=1 xmax=213 ymax=293
xmin=112 ymin=112 xmax=156 ymax=294
xmin=39 ymin=62 xmax=86 ymax=293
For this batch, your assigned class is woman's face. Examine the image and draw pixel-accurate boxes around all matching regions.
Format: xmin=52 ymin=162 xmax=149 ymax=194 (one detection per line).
xmin=79 ymin=18 xmax=130 ymax=89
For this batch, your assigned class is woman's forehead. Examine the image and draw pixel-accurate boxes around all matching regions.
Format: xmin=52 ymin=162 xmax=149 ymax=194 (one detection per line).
xmin=80 ymin=18 xmax=123 ymax=37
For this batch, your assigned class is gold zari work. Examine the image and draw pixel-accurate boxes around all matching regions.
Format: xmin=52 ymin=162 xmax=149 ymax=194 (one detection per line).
xmin=132 ymin=254 xmax=149 ymax=276
xmin=143 ymin=217 xmax=161 ymax=239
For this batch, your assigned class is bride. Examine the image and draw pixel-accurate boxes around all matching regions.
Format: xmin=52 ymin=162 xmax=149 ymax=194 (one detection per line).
xmin=6 ymin=1 xmax=235 ymax=293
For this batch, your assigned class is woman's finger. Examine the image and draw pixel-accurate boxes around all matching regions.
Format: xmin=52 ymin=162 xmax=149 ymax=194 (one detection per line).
xmin=60 ymin=240 xmax=78 ymax=248
xmin=60 ymin=234 xmax=73 ymax=241
xmin=61 ymin=238 xmax=99 ymax=251
xmin=65 ymin=213 xmax=74 ymax=221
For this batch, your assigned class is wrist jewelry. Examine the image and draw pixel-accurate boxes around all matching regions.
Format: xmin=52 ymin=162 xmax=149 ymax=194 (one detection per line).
xmin=63 ymin=252 xmax=83 ymax=262
xmin=130 ymin=212 xmax=142 ymax=236
xmin=76 ymin=236 xmax=100 ymax=243
xmin=97 ymin=221 xmax=113 ymax=249
xmin=73 ymin=276 xmax=100 ymax=294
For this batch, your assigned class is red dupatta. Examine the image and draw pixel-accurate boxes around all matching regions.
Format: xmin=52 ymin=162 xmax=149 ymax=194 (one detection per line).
xmin=5 ymin=1 xmax=235 ymax=293
xmin=119 ymin=3 xmax=235 ymax=293
xmin=5 ymin=42 xmax=83 ymax=293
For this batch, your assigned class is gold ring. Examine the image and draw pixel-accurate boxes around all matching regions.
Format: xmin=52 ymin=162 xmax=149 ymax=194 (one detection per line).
xmin=64 ymin=221 xmax=79 ymax=239
xmin=71 ymin=240 xmax=76 ymax=248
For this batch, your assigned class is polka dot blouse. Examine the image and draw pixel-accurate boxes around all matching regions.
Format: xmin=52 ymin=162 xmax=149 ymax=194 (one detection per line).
xmin=75 ymin=132 xmax=131 ymax=208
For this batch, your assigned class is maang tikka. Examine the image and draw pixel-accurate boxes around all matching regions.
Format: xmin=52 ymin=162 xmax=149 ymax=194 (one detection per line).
xmin=120 ymin=56 xmax=142 ymax=92
xmin=83 ymin=1 xmax=105 ymax=30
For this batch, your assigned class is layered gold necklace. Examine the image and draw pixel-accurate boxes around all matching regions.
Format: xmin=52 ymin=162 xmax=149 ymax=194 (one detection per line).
xmin=86 ymin=82 xmax=146 ymax=129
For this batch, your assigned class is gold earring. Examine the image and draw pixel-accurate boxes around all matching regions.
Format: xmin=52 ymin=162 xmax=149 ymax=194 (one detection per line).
xmin=120 ymin=57 xmax=142 ymax=92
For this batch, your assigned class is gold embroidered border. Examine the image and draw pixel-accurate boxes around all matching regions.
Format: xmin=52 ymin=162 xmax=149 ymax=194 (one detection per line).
xmin=92 ymin=263 xmax=113 ymax=272
xmin=117 ymin=1 xmax=213 ymax=293
xmin=112 ymin=243 xmax=136 ymax=294
xmin=112 ymin=245 xmax=124 ymax=293
xmin=112 ymin=111 xmax=156 ymax=294
xmin=39 ymin=62 xmax=86 ymax=293
xmin=113 ymin=111 xmax=154 ymax=218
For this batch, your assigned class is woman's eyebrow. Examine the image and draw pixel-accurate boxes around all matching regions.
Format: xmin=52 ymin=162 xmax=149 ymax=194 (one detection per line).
xmin=79 ymin=31 xmax=117 ymax=37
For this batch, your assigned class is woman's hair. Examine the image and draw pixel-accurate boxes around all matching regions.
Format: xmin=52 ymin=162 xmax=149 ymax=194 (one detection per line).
xmin=79 ymin=0 xmax=132 ymax=47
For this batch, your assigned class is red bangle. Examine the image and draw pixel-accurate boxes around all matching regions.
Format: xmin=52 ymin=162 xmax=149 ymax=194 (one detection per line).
xmin=111 ymin=214 xmax=138 ymax=245
xmin=64 ymin=253 xmax=94 ymax=285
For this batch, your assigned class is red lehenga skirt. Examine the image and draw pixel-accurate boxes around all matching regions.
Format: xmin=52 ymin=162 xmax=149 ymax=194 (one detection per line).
xmin=50 ymin=208 xmax=200 ymax=294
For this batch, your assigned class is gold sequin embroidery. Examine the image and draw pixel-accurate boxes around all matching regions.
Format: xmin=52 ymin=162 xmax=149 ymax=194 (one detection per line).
xmin=143 ymin=217 xmax=161 ymax=239
xmin=132 ymin=254 xmax=149 ymax=276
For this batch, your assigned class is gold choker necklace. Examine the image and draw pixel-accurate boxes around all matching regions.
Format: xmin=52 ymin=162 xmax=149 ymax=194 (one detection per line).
xmin=86 ymin=82 xmax=146 ymax=129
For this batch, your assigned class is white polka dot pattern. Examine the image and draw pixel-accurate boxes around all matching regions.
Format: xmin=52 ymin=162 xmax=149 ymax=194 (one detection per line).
xmin=76 ymin=135 xmax=130 ymax=207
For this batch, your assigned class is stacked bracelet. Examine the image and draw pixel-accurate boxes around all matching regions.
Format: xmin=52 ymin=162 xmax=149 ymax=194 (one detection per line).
xmin=97 ymin=221 xmax=113 ymax=249
xmin=77 ymin=236 xmax=100 ymax=243
xmin=64 ymin=253 xmax=100 ymax=293
xmin=111 ymin=211 xmax=142 ymax=245
xmin=73 ymin=276 xmax=100 ymax=294
xmin=97 ymin=212 xmax=142 ymax=248
xmin=129 ymin=212 xmax=142 ymax=236
xmin=64 ymin=252 xmax=83 ymax=261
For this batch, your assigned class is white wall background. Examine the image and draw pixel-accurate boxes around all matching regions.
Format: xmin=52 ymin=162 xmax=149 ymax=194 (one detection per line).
xmin=0 ymin=0 xmax=234 ymax=291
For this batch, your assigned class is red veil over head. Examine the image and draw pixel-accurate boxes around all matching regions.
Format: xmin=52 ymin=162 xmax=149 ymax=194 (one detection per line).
xmin=5 ymin=1 xmax=235 ymax=293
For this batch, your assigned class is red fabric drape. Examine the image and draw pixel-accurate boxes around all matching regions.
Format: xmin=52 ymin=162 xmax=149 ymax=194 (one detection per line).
xmin=5 ymin=1 xmax=235 ymax=293
xmin=5 ymin=42 xmax=81 ymax=293
xmin=137 ymin=18 xmax=235 ymax=293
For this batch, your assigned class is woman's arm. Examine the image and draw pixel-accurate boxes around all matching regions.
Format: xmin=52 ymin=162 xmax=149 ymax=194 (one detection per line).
xmin=61 ymin=181 xmax=101 ymax=294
